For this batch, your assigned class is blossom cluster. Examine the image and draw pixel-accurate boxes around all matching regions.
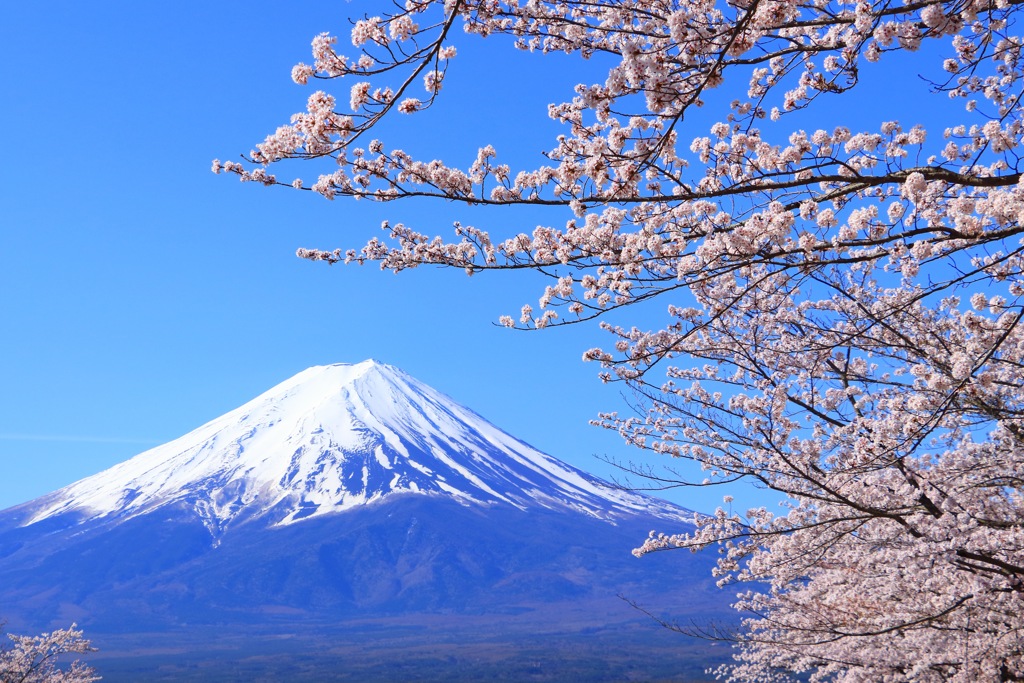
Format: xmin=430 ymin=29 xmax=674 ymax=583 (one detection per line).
xmin=219 ymin=0 xmax=1024 ymax=679
xmin=0 ymin=623 xmax=98 ymax=683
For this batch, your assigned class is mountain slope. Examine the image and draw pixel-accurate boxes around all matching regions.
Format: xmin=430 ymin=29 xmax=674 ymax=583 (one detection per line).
xmin=14 ymin=361 xmax=684 ymax=536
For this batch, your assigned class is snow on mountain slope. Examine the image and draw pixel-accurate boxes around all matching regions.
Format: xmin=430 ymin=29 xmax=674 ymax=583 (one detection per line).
xmin=24 ymin=361 xmax=686 ymax=533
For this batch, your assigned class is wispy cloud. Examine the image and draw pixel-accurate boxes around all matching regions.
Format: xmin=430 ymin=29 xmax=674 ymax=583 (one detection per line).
xmin=0 ymin=433 xmax=160 ymax=445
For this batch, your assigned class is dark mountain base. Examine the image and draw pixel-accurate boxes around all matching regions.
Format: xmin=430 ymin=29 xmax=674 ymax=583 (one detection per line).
xmin=1 ymin=497 xmax=737 ymax=681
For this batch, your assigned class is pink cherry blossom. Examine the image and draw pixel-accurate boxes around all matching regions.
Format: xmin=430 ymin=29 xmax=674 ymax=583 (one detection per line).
xmin=218 ymin=0 xmax=1024 ymax=679
xmin=0 ymin=623 xmax=98 ymax=682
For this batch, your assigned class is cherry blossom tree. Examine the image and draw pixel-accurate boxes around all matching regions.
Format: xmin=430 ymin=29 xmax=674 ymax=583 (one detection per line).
xmin=216 ymin=0 xmax=1024 ymax=679
xmin=0 ymin=623 xmax=98 ymax=683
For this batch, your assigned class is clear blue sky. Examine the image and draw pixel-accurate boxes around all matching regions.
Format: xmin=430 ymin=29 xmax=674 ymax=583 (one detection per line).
xmin=5 ymin=1 xmax=944 ymax=516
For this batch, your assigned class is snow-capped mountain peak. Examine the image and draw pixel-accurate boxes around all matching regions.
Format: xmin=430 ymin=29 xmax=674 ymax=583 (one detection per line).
xmin=24 ymin=361 xmax=685 ymax=533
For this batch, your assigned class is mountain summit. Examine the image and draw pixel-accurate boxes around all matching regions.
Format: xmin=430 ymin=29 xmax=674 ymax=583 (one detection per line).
xmin=22 ymin=361 xmax=684 ymax=535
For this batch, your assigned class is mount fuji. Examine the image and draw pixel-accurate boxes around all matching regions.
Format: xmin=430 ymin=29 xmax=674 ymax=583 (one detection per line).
xmin=16 ymin=360 xmax=686 ymax=532
xmin=0 ymin=361 xmax=730 ymax=682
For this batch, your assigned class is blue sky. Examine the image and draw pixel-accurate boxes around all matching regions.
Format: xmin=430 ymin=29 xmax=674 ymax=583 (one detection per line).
xmin=1 ymin=1 xmax=724 ymax=514
xmin=3 ymin=1 xmax=949 ymax=516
